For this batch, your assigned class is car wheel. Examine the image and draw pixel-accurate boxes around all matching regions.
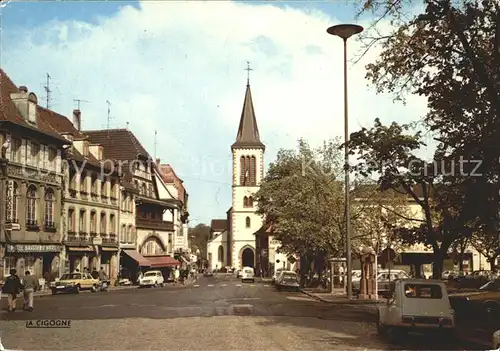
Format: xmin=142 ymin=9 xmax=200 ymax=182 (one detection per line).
xmin=74 ymin=285 xmax=80 ymax=294
xmin=51 ymin=289 xmax=57 ymax=295
xmin=387 ymin=327 xmax=405 ymax=344
xmin=91 ymin=285 xmax=97 ymax=292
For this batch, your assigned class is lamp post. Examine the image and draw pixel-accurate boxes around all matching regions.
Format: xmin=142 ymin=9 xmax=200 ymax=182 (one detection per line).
xmin=327 ymin=24 xmax=363 ymax=300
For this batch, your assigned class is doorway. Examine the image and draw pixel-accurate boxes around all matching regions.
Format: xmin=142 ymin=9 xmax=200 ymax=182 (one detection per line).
xmin=241 ymin=248 xmax=255 ymax=268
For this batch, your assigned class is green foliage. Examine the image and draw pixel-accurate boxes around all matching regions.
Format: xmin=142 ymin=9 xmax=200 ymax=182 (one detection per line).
xmin=188 ymin=223 xmax=211 ymax=257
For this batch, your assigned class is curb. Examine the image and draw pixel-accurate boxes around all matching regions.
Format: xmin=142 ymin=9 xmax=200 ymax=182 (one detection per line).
xmin=301 ymin=289 xmax=382 ymax=305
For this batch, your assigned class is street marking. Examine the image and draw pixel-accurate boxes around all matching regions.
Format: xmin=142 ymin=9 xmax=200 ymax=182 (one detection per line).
xmin=207 ymin=284 xmax=214 ymax=287
xmin=249 ymin=284 xmax=255 ymax=287
xmin=264 ymin=285 xmax=270 ymax=287
xmin=236 ymin=284 xmax=242 ymax=287
xmin=287 ymin=296 xmax=319 ymax=302
xmin=221 ymin=284 xmax=227 ymax=287
xmin=193 ymin=285 xmax=200 ymax=287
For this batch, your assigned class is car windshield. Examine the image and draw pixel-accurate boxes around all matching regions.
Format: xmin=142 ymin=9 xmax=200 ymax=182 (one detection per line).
xmin=244 ymin=269 xmax=253 ymax=273
xmin=144 ymin=272 xmax=157 ymax=277
xmin=283 ymin=273 xmax=297 ymax=279
xmin=60 ymin=274 xmax=80 ymax=280
xmin=404 ymin=284 xmax=443 ymax=299
xmin=479 ymin=279 xmax=500 ymax=291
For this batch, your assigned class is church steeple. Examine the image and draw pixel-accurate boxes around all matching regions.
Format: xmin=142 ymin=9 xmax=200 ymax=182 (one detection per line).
xmin=231 ymin=82 xmax=265 ymax=150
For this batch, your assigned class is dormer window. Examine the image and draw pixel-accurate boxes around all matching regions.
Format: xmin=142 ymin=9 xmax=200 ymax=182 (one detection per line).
xmin=27 ymin=93 xmax=37 ymax=124
xmin=83 ymin=141 xmax=89 ymax=157
xmin=98 ymin=145 xmax=103 ymax=160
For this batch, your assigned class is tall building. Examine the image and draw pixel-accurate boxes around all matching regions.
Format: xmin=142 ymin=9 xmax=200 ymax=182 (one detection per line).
xmin=207 ymin=80 xmax=265 ymax=269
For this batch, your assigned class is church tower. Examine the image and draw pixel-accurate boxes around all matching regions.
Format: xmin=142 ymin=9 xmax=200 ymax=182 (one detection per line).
xmin=230 ymin=76 xmax=265 ymax=269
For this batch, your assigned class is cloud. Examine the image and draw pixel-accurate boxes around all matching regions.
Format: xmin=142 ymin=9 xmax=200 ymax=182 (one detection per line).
xmin=1 ymin=1 xmax=431 ymax=224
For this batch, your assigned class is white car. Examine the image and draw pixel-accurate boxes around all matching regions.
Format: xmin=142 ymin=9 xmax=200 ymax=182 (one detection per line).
xmin=139 ymin=270 xmax=164 ymax=288
xmin=272 ymin=268 xmax=285 ymax=284
xmin=377 ymin=279 xmax=455 ymax=341
xmin=241 ymin=267 xmax=255 ymax=283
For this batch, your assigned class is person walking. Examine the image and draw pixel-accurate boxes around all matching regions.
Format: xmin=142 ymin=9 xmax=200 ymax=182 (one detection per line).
xmin=98 ymin=267 xmax=108 ymax=281
xmin=22 ymin=271 xmax=39 ymax=311
xmin=2 ymin=269 xmax=23 ymax=312
xmin=174 ymin=267 xmax=180 ymax=284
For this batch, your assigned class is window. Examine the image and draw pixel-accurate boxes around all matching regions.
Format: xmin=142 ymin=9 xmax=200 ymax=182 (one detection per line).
xmin=111 ymin=181 xmax=116 ymax=198
xmin=245 ymin=216 xmax=251 ymax=228
xmin=44 ymin=188 xmax=55 ymax=226
xmin=31 ymin=142 xmax=40 ymax=166
xmin=11 ymin=138 xmax=21 ymax=163
xmin=101 ymin=179 xmax=107 ymax=196
xmin=244 ymin=196 xmax=253 ymax=208
xmin=100 ymin=212 xmax=106 ymax=234
xmin=68 ymin=209 xmax=75 ymax=232
xmin=90 ymin=211 xmax=96 ymax=233
xmin=250 ymin=156 xmax=256 ymax=185
xmin=121 ymin=192 xmax=127 ymax=210
xmin=91 ymin=176 xmax=98 ymax=194
xmin=79 ymin=209 xmax=86 ymax=233
xmin=141 ymin=183 xmax=147 ymax=196
xmin=26 ymin=185 xmax=37 ymax=225
xmin=110 ymin=214 xmax=116 ymax=234
xmin=404 ymin=284 xmax=443 ymax=299
xmin=24 ymin=257 xmax=35 ymax=276
xmin=79 ymin=172 xmax=87 ymax=193
xmin=5 ymin=182 xmax=19 ymax=223
xmin=243 ymin=196 xmax=248 ymax=207
xmin=121 ymin=225 xmax=126 ymax=242
xmin=48 ymin=147 xmax=57 ymax=170
xmin=218 ymin=246 xmax=224 ymax=262
xmin=127 ymin=225 xmax=132 ymax=242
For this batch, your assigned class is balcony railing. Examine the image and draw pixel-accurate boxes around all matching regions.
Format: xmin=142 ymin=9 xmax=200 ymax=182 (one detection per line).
xmin=91 ymin=193 xmax=98 ymax=201
xmin=136 ymin=218 xmax=174 ymax=231
xmin=80 ymin=191 xmax=89 ymax=200
xmin=26 ymin=219 xmax=39 ymax=231
xmin=103 ymin=233 xmax=117 ymax=244
xmin=44 ymin=221 xmax=57 ymax=232
xmin=69 ymin=189 xmax=77 ymax=198
xmin=110 ymin=197 xmax=118 ymax=205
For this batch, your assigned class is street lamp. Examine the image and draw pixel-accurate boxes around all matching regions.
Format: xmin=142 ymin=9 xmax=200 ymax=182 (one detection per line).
xmin=327 ymin=24 xmax=363 ymax=300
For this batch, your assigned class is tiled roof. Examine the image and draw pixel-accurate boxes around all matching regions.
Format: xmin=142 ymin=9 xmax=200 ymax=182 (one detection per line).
xmin=210 ymin=219 xmax=227 ymax=232
xmin=0 ymin=69 xmax=67 ymax=143
xmin=158 ymin=163 xmax=187 ymax=202
xmin=84 ymin=129 xmax=150 ymax=161
xmin=37 ymin=106 xmax=86 ymax=140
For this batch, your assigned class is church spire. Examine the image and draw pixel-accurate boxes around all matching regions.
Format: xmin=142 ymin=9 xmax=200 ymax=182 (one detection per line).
xmin=231 ymin=66 xmax=265 ymax=150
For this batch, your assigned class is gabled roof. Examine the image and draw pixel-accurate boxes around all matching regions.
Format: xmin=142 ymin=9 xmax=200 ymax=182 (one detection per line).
xmin=210 ymin=219 xmax=228 ymax=232
xmin=231 ymin=84 xmax=265 ymax=150
xmin=38 ymin=106 xmax=86 ymax=140
xmin=0 ymin=69 xmax=67 ymax=143
xmin=84 ymin=129 xmax=150 ymax=161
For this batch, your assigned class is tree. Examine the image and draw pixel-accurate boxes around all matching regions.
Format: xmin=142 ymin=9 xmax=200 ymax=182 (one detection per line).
xmin=348 ymin=118 xmax=479 ymax=278
xmin=188 ymin=223 xmax=210 ymax=259
xmin=470 ymin=229 xmax=500 ymax=271
xmin=355 ymin=0 xmax=500 ymax=229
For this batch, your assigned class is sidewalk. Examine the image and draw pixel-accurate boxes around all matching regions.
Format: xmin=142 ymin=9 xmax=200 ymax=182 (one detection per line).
xmin=301 ymin=289 xmax=382 ymax=305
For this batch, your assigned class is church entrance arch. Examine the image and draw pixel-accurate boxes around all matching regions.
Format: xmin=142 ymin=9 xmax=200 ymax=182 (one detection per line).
xmin=241 ymin=247 xmax=255 ymax=268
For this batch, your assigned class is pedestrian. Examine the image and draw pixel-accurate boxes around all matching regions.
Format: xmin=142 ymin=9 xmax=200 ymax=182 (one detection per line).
xmin=91 ymin=268 xmax=99 ymax=279
xmin=174 ymin=267 xmax=180 ymax=284
xmin=2 ymin=269 xmax=23 ymax=312
xmin=98 ymin=267 xmax=108 ymax=281
xmin=22 ymin=271 xmax=40 ymax=311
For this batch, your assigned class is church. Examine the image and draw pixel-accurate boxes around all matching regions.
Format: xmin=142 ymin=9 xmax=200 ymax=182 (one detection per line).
xmin=206 ymin=75 xmax=293 ymax=274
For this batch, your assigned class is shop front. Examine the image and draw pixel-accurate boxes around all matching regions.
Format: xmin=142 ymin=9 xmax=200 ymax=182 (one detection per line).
xmin=65 ymin=246 xmax=97 ymax=274
xmin=120 ymin=249 xmax=151 ymax=283
xmin=3 ymin=244 xmax=62 ymax=280
xmin=101 ymin=246 xmax=119 ymax=285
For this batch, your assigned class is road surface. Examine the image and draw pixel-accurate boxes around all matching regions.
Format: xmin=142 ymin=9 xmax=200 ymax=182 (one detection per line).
xmin=0 ymin=274 xmax=486 ymax=350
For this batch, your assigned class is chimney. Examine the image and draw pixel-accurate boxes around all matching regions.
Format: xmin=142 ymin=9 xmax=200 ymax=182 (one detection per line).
xmin=73 ymin=109 xmax=81 ymax=131
xmin=156 ymin=158 xmax=160 ymax=166
xmin=19 ymin=86 xmax=28 ymax=93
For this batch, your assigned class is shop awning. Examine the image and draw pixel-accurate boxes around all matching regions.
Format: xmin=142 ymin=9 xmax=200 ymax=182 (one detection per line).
xmin=67 ymin=246 xmax=94 ymax=252
xmin=146 ymin=256 xmax=180 ymax=268
xmin=122 ymin=250 xmax=151 ymax=267
xmin=102 ymin=247 xmax=118 ymax=251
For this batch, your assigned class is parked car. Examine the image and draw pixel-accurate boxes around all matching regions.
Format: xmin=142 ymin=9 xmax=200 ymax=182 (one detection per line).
xmin=377 ymin=279 xmax=455 ymax=341
xmin=139 ymin=270 xmax=164 ymax=288
xmin=352 ymin=269 xmax=410 ymax=296
xmin=272 ymin=268 xmax=285 ymax=284
xmin=449 ymin=278 xmax=500 ymax=316
xmin=240 ymin=267 xmax=255 ymax=283
xmin=204 ymin=269 xmax=213 ymax=277
xmin=51 ymin=273 xmax=100 ymax=295
xmin=275 ymin=271 xmax=300 ymax=291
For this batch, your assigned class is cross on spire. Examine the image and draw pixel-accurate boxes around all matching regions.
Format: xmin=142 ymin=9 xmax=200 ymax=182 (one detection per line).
xmin=245 ymin=61 xmax=253 ymax=86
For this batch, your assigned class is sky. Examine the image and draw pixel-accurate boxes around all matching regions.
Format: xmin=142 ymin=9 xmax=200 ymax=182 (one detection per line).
xmin=0 ymin=0 xmax=432 ymax=226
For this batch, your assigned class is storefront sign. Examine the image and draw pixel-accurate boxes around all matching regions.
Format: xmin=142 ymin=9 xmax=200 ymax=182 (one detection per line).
xmin=7 ymin=244 xmax=60 ymax=253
